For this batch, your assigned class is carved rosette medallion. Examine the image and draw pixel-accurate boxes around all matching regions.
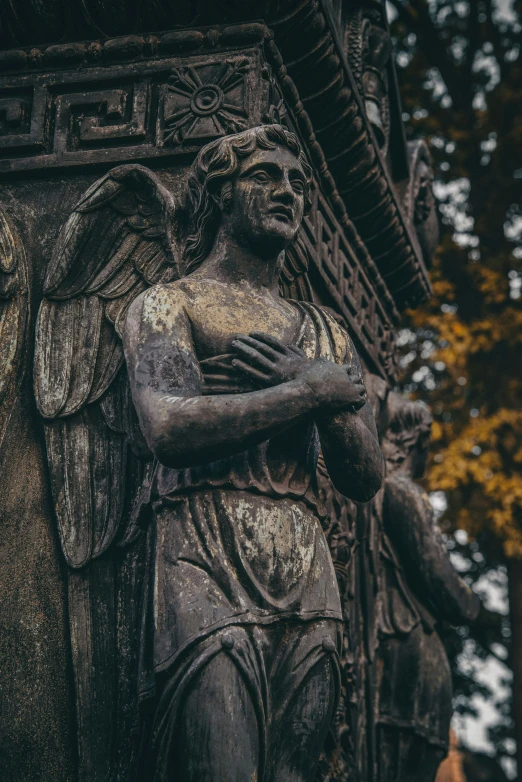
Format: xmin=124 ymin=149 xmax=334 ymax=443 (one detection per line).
xmin=163 ymin=58 xmax=250 ymax=146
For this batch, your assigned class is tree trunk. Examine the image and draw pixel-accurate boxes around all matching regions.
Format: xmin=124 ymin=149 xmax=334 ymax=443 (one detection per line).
xmin=508 ymin=558 xmax=522 ymax=778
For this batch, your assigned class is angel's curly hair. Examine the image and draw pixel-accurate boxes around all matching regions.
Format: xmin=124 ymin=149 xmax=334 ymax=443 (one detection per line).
xmin=382 ymin=392 xmax=432 ymax=468
xmin=183 ymin=124 xmax=313 ymax=274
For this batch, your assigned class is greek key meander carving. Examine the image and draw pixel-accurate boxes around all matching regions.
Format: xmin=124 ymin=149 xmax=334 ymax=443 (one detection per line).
xmin=0 ymin=51 xmax=260 ymax=171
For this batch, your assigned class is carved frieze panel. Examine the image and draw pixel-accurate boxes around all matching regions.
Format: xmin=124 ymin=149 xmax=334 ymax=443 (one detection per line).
xmin=0 ymin=46 xmax=263 ymax=172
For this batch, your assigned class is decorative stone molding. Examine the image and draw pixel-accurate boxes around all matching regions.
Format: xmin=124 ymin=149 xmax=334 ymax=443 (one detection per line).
xmin=0 ymin=25 xmax=268 ymax=73
xmin=0 ymin=43 xmax=263 ymax=171
xmin=265 ymin=3 xmax=431 ymax=309
xmin=163 ymin=57 xmax=250 ymax=145
xmin=301 ymin=181 xmax=399 ymax=379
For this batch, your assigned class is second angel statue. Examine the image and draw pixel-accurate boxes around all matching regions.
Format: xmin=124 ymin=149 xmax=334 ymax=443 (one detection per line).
xmin=34 ymin=124 xmax=384 ymax=781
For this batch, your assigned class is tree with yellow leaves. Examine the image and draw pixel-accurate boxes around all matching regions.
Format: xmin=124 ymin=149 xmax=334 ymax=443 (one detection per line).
xmin=388 ymin=0 xmax=522 ymax=775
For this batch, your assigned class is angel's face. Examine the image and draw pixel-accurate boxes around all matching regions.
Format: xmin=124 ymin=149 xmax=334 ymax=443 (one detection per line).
xmin=226 ymin=145 xmax=306 ymax=255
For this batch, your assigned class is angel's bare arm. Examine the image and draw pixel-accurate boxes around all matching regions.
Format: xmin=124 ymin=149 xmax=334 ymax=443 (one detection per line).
xmin=123 ymin=287 xmax=366 ymax=469
xmin=314 ymin=342 xmax=383 ymax=502
xmin=384 ymin=476 xmax=480 ymax=624
xmin=315 ymin=404 xmax=383 ymax=502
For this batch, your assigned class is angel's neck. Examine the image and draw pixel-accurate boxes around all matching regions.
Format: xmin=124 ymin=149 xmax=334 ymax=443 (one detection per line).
xmin=194 ymin=232 xmax=283 ymax=296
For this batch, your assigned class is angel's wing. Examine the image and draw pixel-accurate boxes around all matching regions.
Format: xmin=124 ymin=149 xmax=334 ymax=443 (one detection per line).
xmin=34 ymin=164 xmax=180 ymax=568
xmin=33 ymin=165 xmax=181 ymax=782
xmin=0 ymin=209 xmax=28 ymax=451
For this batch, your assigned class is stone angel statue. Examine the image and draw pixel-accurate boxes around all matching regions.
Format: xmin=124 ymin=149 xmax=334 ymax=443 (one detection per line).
xmin=375 ymin=392 xmax=480 ymax=782
xmin=34 ymin=124 xmax=384 ymax=782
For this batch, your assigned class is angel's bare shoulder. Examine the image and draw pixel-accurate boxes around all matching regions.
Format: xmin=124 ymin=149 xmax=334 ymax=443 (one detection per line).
xmin=125 ymin=280 xmax=190 ymax=338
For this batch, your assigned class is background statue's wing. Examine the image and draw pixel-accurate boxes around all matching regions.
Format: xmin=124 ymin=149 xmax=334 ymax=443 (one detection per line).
xmin=34 ymin=163 xmax=180 ymax=568
xmin=0 ymin=210 xmax=28 ymax=451
xmin=33 ymin=165 xmax=181 ymax=782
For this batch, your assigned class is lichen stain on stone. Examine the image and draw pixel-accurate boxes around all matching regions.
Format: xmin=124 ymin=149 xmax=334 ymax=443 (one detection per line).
xmin=231 ymin=495 xmax=315 ymax=594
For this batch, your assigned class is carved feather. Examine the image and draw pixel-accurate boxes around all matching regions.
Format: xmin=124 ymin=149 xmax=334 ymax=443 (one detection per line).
xmin=0 ymin=210 xmax=28 ymax=451
xmin=34 ymin=164 xmax=181 ymax=568
xmin=32 ymin=165 xmax=181 ymax=782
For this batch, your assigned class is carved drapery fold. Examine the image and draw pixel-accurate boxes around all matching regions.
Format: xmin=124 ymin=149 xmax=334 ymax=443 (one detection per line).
xmin=0 ymin=209 xmax=27 ymax=450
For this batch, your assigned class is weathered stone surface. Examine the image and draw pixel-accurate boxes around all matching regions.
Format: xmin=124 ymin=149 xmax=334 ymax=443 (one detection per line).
xmin=0 ymin=4 xmax=465 ymax=781
xmin=372 ymin=391 xmax=480 ymax=781
xmin=0 ymin=384 xmax=75 ymax=782
xmin=0 ymin=192 xmax=76 ymax=782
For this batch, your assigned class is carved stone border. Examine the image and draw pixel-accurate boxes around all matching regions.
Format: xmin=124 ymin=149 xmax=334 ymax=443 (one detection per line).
xmin=0 ymin=24 xmax=268 ymax=74
xmin=302 ymin=182 xmax=399 ymax=379
xmin=0 ymin=45 xmax=263 ymax=171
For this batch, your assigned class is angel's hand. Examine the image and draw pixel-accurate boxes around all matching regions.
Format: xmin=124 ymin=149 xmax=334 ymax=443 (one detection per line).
xmin=230 ymin=332 xmax=367 ymax=413
xmin=231 ymin=332 xmax=310 ymax=385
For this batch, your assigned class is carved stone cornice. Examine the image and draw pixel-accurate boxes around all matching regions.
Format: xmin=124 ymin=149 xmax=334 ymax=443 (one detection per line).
xmin=0 ymin=1 xmax=272 ymax=49
xmin=0 ymin=24 xmax=268 ymax=73
xmin=266 ymin=2 xmax=431 ymax=310
xmin=0 ymin=3 xmax=430 ymax=311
